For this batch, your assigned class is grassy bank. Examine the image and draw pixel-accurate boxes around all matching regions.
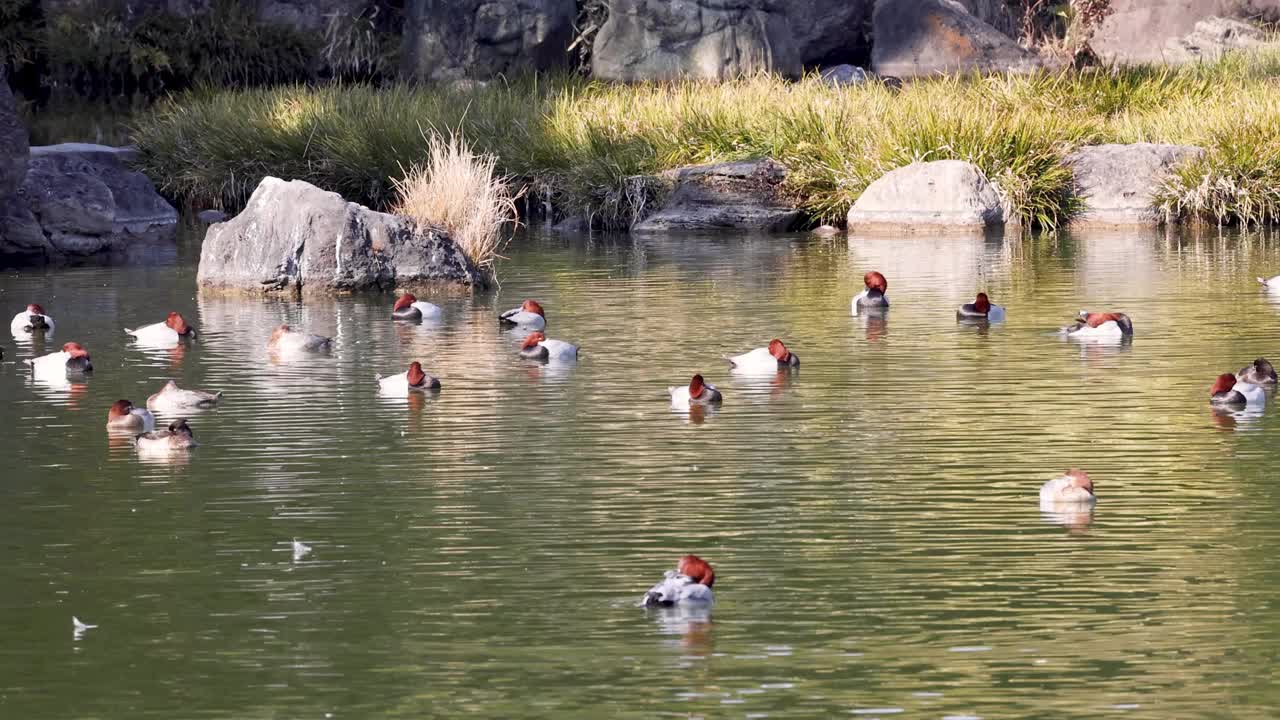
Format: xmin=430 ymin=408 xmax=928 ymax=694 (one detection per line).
xmin=132 ymin=48 xmax=1280 ymax=229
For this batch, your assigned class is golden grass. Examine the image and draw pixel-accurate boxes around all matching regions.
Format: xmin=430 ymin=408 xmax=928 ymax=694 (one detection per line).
xmin=392 ymin=133 xmax=518 ymax=270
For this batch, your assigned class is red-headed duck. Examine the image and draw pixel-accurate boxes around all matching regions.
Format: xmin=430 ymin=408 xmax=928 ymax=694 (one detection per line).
xmin=25 ymin=342 xmax=92 ymax=376
xmin=1211 ymin=372 xmax=1265 ymax=408
xmin=1040 ymin=469 xmax=1096 ymax=506
xmin=668 ymin=374 xmax=723 ymax=409
xmin=727 ymin=338 xmax=800 ymax=373
xmin=377 ymin=361 xmax=442 ymax=395
xmin=498 ymin=299 xmax=546 ymax=330
xmin=641 ymin=554 xmax=716 ymax=607
xmin=851 ymin=271 xmax=889 ymax=315
xmin=11 ymin=303 xmax=54 ymax=335
xmin=1237 ymin=358 xmax=1277 ymax=385
xmin=956 ymin=292 xmax=1006 ymax=322
xmin=392 ymin=293 xmax=443 ymax=322
xmin=135 ymin=418 xmax=198 ymax=451
xmin=519 ymin=331 xmax=579 ymax=362
xmin=146 ymin=380 xmax=222 ymax=412
xmin=268 ymin=325 xmax=332 ymax=354
xmin=106 ymin=399 xmax=156 ymax=432
xmin=126 ymin=311 xmax=197 ymax=347
xmin=1062 ymin=310 xmax=1134 ymax=339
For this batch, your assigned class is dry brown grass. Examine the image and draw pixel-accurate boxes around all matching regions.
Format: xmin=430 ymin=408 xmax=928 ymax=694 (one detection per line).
xmin=392 ymin=132 xmax=519 ymax=270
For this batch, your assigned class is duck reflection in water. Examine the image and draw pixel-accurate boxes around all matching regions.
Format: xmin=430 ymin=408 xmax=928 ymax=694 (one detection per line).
xmin=649 ymin=605 xmax=714 ymax=655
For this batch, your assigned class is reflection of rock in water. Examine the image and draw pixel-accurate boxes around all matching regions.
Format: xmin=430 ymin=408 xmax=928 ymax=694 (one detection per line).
xmin=846 ymin=231 xmax=1014 ymax=298
xmin=1071 ymin=227 xmax=1163 ymax=297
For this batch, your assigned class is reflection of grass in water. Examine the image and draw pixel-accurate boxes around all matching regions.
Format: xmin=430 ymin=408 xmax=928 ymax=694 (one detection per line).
xmin=18 ymin=94 xmax=141 ymax=146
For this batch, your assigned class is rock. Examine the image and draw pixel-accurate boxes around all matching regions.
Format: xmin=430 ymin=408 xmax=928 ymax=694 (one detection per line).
xmin=197 ymin=209 xmax=228 ymax=224
xmin=1093 ymin=0 xmax=1280 ymax=65
xmin=1166 ymin=17 xmax=1268 ymax=62
xmin=8 ymin=143 xmax=178 ymax=263
xmin=592 ymin=0 xmax=801 ymax=81
xmin=1065 ymin=143 xmax=1205 ymax=226
xmin=787 ymin=0 xmax=873 ymax=67
xmin=0 ymin=195 xmax=51 ymax=263
xmin=633 ymin=159 xmax=801 ymax=234
xmin=871 ymin=0 xmax=1041 ymax=78
xmin=402 ymin=0 xmax=576 ymax=81
xmin=811 ymin=224 xmax=841 ymax=236
xmin=820 ymin=64 xmax=868 ymax=86
xmin=198 ymin=177 xmax=489 ymax=295
xmin=0 ymin=74 xmax=27 ymax=198
xmin=847 ymin=160 xmax=1005 ymax=231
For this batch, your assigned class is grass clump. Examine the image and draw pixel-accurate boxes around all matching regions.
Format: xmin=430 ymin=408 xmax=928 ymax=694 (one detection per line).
xmin=393 ymin=133 xmax=519 ymax=271
xmin=133 ymin=46 xmax=1280 ymax=228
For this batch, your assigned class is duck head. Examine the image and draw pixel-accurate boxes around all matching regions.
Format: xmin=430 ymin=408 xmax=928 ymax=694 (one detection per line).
xmin=768 ymin=339 xmax=799 ymax=368
xmin=63 ymin=342 xmax=92 ymax=371
xmin=166 ymin=311 xmax=196 ymax=338
xmin=168 ymin=419 xmax=194 ymax=438
xmin=522 ymin=299 xmax=546 ymax=318
xmin=1211 ymin=372 xmax=1245 ymax=406
xmin=406 ymin=361 xmax=426 ymax=387
xmin=269 ymin=325 xmax=291 ymax=345
xmin=1249 ymin=358 xmax=1277 ymax=382
xmin=394 ymin=293 xmax=418 ymax=312
xmin=974 ymin=293 xmax=991 ymax=314
xmin=1079 ymin=311 xmax=1134 ymax=335
xmin=107 ymin=399 xmax=135 ymax=422
xmin=864 ymin=271 xmax=888 ymax=295
xmin=689 ymin=374 xmax=712 ymax=401
xmin=25 ymin=303 xmax=50 ymax=329
xmin=678 ymin=554 xmax=716 ymax=588
xmin=520 ymin=331 xmax=549 ymax=360
xmin=1064 ymin=468 xmax=1094 ymax=497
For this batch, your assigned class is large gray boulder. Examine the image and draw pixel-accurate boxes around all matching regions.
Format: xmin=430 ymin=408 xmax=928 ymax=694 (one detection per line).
xmin=871 ymin=0 xmax=1041 ymax=78
xmin=198 ymin=177 xmax=489 ymax=295
xmin=1066 ymin=143 xmax=1205 ymax=226
xmin=633 ymin=159 xmax=801 ymax=234
xmin=1092 ymin=0 xmax=1280 ymax=64
xmin=401 ymin=0 xmax=576 ymax=81
xmin=848 ymin=160 xmax=1005 ymax=231
xmin=592 ymin=0 xmax=801 ymax=81
xmin=20 ymin=144 xmax=178 ymax=255
xmin=0 ymin=75 xmax=27 ymax=198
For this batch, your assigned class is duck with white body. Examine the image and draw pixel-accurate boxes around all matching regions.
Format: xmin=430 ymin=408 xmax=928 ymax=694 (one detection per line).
xmin=519 ymin=331 xmax=579 ymax=363
xmin=668 ymin=374 xmax=723 ymax=410
xmin=377 ymin=361 xmax=442 ymax=395
xmin=25 ymin=342 xmax=92 ymax=377
xmin=640 ymin=555 xmax=716 ymax=608
xmin=10 ymin=303 xmax=54 ymax=337
xmin=851 ymin=271 xmax=889 ymax=316
xmin=392 ymin=293 xmax=443 ymax=322
xmin=498 ymin=299 xmax=547 ymax=331
xmin=727 ymin=339 xmax=799 ymax=373
xmin=147 ymin=380 xmax=222 ymax=413
xmin=126 ymin=311 xmax=197 ymax=348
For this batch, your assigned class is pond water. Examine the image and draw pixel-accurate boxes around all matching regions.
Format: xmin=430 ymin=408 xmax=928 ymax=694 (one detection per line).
xmin=3 ymin=224 xmax=1280 ymax=719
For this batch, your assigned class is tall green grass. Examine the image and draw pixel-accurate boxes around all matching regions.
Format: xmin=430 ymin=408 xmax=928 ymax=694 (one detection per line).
xmin=132 ymin=47 xmax=1280 ymax=228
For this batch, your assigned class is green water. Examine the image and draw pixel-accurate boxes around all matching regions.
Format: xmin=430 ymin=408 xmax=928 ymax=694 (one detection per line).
xmin=3 ymin=226 xmax=1280 ymax=718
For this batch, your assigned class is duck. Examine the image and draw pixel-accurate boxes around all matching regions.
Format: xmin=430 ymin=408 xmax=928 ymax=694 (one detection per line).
xmin=25 ymin=342 xmax=92 ymax=375
xmin=1210 ymin=372 xmax=1266 ymax=408
xmin=956 ymin=292 xmax=1006 ymax=322
xmin=1039 ymin=469 xmax=1096 ymax=506
xmin=392 ymin=293 xmax=443 ymax=322
xmin=641 ymin=555 xmax=716 ymax=607
xmin=518 ymin=331 xmax=579 ymax=362
xmin=146 ymin=380 xmax=222 ymax=412
xmin=135 ymin=418 xmax=198 ymax=451
xmin=668 ymin=374 xmax=723 ymax=409
xmin=851 ymin=271 xmax=889 ymax=315
xmin=1236 ymin=358 xmax=1278 ymax=385
xmin=727 ymin=339 xmax=800 ymax=372
xmin=10 ymin=303 xmax=54 ymax=335
xmin=268 ymin=325 xmax=332 ymax=354
xmin=125 ymin=311 xmax=197 ymax=346
xmin=498 ymin=299 xmax=547 ymax=330
xmin=377 ymin=361 xmax=442 ymax=395
xmin=1061 ymin=310 xmax=1133 ymax=339
xmin=106 ymin=399 xmax=156 ymax=432
xmin=1257 ymin=275 xmax=1280 ymax=289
